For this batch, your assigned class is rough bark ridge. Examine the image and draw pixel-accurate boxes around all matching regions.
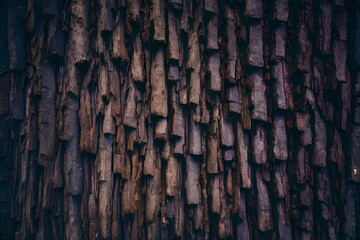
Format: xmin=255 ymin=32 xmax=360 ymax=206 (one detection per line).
xmin=0 ymin=0 xmax=360 ymax=239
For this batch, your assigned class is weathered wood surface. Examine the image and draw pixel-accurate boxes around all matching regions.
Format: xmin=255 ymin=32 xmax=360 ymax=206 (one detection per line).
xmin=1 ymin=0 xmax=360 ymax=239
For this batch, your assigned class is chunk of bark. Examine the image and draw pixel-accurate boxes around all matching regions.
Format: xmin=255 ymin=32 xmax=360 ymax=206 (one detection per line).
xmin=150 ymin=47 xmax=167 ymax=117
xmin=296 ymin=23 xmax=311 ymax=72
xmin=103 ymin=100 xmax=115 ymax=135
xmin=145 ymin=158 xmax=161 ymax=223
xmin=126 ymin=0 xmax=141 ymax=24
xmin=247 ymin=21 xmax=264 ymax=67
xmin=223 ymin=149 xmax=235 ymax=161
xmin=226 ymin=86 xmax=241 ymax=114
xmin=46 ymin=13 xmax=65 ymax=59
xmin=98 ymin=133 xmax=112 ymax=182
xmin=168 ymin=62 xmax=180 ymax=81
xmin=272 ymin=113 xmax=288 ymax=161
xmin=54 ymin=142 xmax=64 ymax=188
xmin=313 ymin=111 xmax=327 ymax=167
xmin=271 ymin=61 xmax=287 ymax=110
xmin=151 ymin=0 xmax=166 ymax=42
xmin=79 ymin=65 xmax=99 ymax=154
xmin=245 ymin=0 xmax=263 ymax=19
xmin=335 ymin=9 xmax=347 ymax=41
xmin=208 ymin=53 xmax=221 ymax=92
xmin=209 ymin=175 xmax=221 ymax=214
xmin=296 ymin=112 xmax=309 ymax=131
xmin=112 ymin=11 xmax=128 ymax=63
xmin=111 ymin=179 xmax=121 ymax=239
xmin=99 ymin=180 xmax=112 ymax=238
xmin=136 ymin=113 xmax=148 ymax=144
xmin=296 ymin=112 xmax=312 ymax=146
xmin=220 ymin=119 xmax=234 ymax=147
xmin=295 ymin=146 xmax=306 ymax=184
xmin=333 ymin=40 xmax=347 ymax=82
xmin=39 ymin=61 xmax=56 ymax=161
xmin=64 ymin=135 xmax=84 ymax=196
xmin=99 ymin=64 xmax=109 ymax=102
xmin=329 ymin=129 xmax=344 ymax=172
xmin=255 ymin=169 xmax=273 ymax=231
xmin=69 ymin=0 xmax=90 ymax=64
xmin=300 ymin=183 xmax=313 ymax=207
xmin=314 ymin=168 xmax=332 ymax=220
xmin=166 ymin=156 xmax=179 ymax=196
xmin=187 ymin=26 xmax=201 ymax=104
xmin=99 ymin=0 xmax=113 ymax=33
xmin=189 ymin=114 xmax=202 ymax=155
xmin=144 ymin=124 xmax=155 ymax=176
xmin=276 ymin=201 xmax=292 ymax=239
xmin=208 ymin=125 xmax=220 ymax=174
xmin=155 ymin=117 xmax=167 ymax=140
xmin=168 ymin=9 xmax=180 ymax=61
xmin=252 ymin=122 xmax=267 ymax=164
xmin=204 ymin=0 xmax=217 ymax=14
xmin=226 ymin=12 xmax=237 ymax=83
xmin=273 ymin=162 xmax=288 ymax=198
xmin=174 ymin=135 xmax=185 ymax=155
xmin=236 ymin=121 xmax=251 ymax=188
xmin=206 ymin=17 xmax=219 ymax=50
xmin=124 ymin=85 xmax=137 ymax=128
xmin=66 ymin=196 xmax=82 ymax=239
xmin=248 ymin=69 xmax=267 ymax=121
xmin=113 ymin=153 xmax=124 ymax=174
xmin=131 ymin=33 xmax=145 ymax=83
xmin=242 ymin=91 xmax=252 ymax=130
xmin=185 ymin=155 xmax=201 ymax=204
xmin=272 ymin=24 xmax=286 ymax=60
xmin=318 ymin=4 xmax=332 ymax=55
xmin=273 ymin=0 xmax=289 ymax=21
xmin=63 ymin=95 xmax=84 ymax=195
xmin=170 ymin=99 xmax=185 ymax=138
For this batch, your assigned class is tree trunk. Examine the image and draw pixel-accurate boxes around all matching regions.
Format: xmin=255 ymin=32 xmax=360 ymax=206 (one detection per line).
xmin=1 ymin=0 xmax=360 ymax=239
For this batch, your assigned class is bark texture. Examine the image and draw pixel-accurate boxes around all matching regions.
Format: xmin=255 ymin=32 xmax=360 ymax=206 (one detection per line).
xmin=1 ymin=0 xmax=360 ymax=239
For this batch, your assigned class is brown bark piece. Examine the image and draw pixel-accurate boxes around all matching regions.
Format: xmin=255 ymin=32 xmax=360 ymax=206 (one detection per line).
xmin=255 ymin=169 xmax=273 ymax=231
xmin=252 ymin=122 xmax=267 ymax=164
xmin=39 ymin=61 xmax=56 ymax=161
xmin=248 ymin=69 xmax=267 ymax=121
xmin=208 ymin=53 xmax=222 ymax=92
xmin=151 ymin=0 xmax=166 ymax=42
xmin=273 ymin=0 xmax=289 ymax=21
xmin=247 ymin=22 xmax=264 ymax=67
xmin=245 ymin=0 xmax=263 ymax=19
xmin=150 ymin=47 xmax=167 ymax=117
xmin=313 ymin=111 xmax=327 ymax=167
xmin=185 ymin=155 xmax=201 ymax=204
xmin=272 ymin=113 xmax=288 ymax=161
xmin=131 ymin=33 xmax=145 ymax=83
xmin=236 ymin=122 xmax=251 ymax=188
xmin=69 ymin=0 xmax=89 ymax=64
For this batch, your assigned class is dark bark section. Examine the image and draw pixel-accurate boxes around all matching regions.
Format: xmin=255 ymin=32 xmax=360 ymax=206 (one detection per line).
xmin=1 ymin=0 xmax=360 ymax=239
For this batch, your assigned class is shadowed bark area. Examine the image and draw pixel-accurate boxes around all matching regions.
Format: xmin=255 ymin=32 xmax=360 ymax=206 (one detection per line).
xmin=0 ymin=0 xmax=360 ymax=239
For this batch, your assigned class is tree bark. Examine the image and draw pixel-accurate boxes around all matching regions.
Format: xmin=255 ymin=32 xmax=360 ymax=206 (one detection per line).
xmin=1 ymin=0 xmax=360 ymax=239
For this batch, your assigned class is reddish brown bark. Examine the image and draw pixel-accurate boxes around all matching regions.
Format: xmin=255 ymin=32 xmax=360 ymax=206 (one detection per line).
xmin=1 ymin=0 xmax=360 ymax=239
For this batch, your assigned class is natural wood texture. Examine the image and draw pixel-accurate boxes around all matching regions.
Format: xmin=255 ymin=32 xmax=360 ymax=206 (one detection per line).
xmin=1 ymin=0 xmax=360 ymax=239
